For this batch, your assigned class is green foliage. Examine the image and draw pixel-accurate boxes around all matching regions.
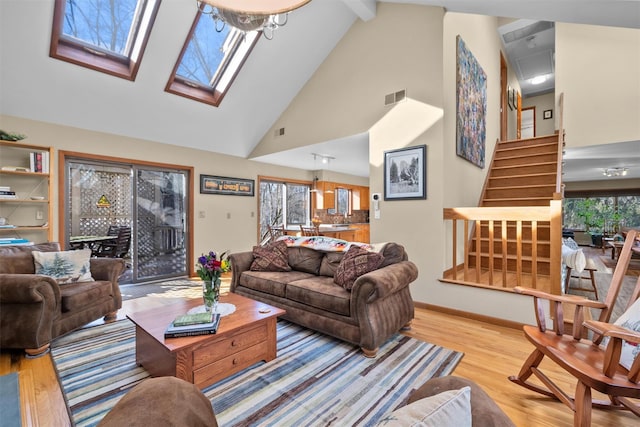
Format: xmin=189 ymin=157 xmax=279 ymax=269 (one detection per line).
xmin=0 ymin=130 xmax=26 ymax=141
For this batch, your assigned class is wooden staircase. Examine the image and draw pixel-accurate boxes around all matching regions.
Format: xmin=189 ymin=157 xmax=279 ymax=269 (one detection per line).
xmin=442 ymin=133 xmax=564 ymax=294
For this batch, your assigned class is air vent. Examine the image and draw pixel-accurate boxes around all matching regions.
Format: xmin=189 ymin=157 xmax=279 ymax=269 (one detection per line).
xmin=274 ymin=127 xmax=285 ymax=137
xmin=384 ymin=89 xmax=407 ymax=106
xmin=502 ymin=21 xmax=554 ymax=44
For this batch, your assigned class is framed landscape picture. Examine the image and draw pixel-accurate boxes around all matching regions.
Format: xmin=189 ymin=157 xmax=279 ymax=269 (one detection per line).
xmin=383 ymin=145 xmax=427 ymax=200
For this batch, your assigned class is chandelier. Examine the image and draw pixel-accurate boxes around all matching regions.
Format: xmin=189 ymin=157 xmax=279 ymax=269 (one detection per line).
xmin=602 ymin=167 xmax=628 ymax=177
xmin=198 ymin=0 xmax=311 ymax=40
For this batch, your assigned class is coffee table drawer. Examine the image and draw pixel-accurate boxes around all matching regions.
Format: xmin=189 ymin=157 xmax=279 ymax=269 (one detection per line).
xmin=193 ymin=341 xmax=269 ymax=387
xmin=193 ymin=323 xmax=267 ymax=369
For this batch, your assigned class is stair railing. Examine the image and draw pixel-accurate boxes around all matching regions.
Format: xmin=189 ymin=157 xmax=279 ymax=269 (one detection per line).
xmin=443 ymin=200 xmax=562 ymax=295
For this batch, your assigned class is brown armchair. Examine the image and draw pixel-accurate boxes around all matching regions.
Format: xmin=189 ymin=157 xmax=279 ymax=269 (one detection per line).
xmin=0 ymin=242 xmax=125 ymax=357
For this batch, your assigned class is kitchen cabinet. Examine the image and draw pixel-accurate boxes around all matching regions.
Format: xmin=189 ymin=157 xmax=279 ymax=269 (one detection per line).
xmin=0 ymin=140 xmax=53 ymax=243
xmin=352 ymin=186 xmax=370 ymax=211
xmin=314 ymin=181 xmax=336 ymax=210
xmin=351 ymin=224 xmax=370 ymax=243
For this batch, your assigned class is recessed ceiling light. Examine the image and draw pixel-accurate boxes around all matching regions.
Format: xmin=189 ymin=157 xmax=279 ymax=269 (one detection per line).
xmin=530 ymin=75 xmax=546 ymax=85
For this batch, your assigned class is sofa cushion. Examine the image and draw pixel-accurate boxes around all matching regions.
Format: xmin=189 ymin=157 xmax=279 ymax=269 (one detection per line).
xmin=379 ymin=243 xmax=407 ymax=268
xmin=32 ymin=249 xmax=93 ymax=284
xmin=334 ymin=245 xmax=384 ymax=291
xmin=240 ymin=270 xmax=315 ymax=298
xmin=376 ymin=386 xmax=472 ymax=427
xmin=250 ymin=241 xmax=291 ymax=272
xmin=0 ymin=242 xmax=61 ymax=274
xmin=287 ymin=247 xmax=324 ymax=275
xmin=319 ymin=252 xmax=345 ymax=277
xmin=286 ymin=276 xmax=351 ymax=316
xmin=60 ymin=280 xmax=113 ymax=312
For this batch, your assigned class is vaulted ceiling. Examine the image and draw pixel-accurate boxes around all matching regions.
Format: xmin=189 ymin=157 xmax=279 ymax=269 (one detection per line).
xmin=1 ymin=1 xmax=638 ymax=179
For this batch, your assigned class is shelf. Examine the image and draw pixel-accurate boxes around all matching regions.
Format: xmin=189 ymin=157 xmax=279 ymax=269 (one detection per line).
xmin=0 ymin=140 xmax=53 ymax=242
xmin=0 ymin=170 xmax=49 ymax=177
xmin=0 ymin=199 xmax=49 ymax=203
xmin=0 ymin=226 xmax=49 ymax=232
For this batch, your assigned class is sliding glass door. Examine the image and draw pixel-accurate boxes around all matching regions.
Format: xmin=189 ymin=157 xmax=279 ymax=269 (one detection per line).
xmin=65 ymin=158 xmax=189 ymax=284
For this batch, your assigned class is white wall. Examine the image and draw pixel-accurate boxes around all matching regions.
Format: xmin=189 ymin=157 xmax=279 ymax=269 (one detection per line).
xmin=556 ymin=23 xmax=640 ymax=148
xmin=522 ymin=92 xmax=556 ymax=137
xmin=0 ymin=114 xmax=312 ymax=261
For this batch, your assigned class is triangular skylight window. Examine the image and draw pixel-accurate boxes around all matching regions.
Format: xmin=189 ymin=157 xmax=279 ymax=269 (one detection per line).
xmin=50 ymin=0 xmax=160 ymax=80
xmin=165 ymin=8 xmax=259 ymax=107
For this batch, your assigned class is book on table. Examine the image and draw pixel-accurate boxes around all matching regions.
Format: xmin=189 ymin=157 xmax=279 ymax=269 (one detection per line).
xmin=172 ymin=312 xmax=214 ymax=327
xmin=164 ymin=313 xmax=221 ymax=339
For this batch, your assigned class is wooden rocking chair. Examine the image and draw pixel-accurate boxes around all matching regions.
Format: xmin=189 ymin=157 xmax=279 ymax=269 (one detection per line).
xmin=509 ymin=229 xmax=640 ymax=426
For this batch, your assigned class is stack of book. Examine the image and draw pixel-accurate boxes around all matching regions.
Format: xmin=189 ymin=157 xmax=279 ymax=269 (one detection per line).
xmin=0 ymin=186 xmax=16 ymax=199
xmin=0 ymin=238 xmax=32 ymax=246
xmin=164 ymin=312 xmax=221 ymax=339
xmin=29 ymin=151 xmax=49 ymax=173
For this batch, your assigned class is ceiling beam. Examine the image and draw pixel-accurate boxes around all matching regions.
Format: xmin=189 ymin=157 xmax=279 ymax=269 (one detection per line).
xmin=341 ymin=0 xmax=377 ymax=21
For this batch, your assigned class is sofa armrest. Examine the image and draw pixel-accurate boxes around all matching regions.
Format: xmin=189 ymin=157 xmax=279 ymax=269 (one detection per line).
xmin=351 ymin=260 xmax=418 ymax=303
xmin=0 ymin=274 xmax=61 ymax=350
xmin=0 ymin=274 xmax=60 ymax=305
xmin=228 ymin=251 xmax=254 ymax=292
xmin=90 ymin=258 xmax=125 ymax=309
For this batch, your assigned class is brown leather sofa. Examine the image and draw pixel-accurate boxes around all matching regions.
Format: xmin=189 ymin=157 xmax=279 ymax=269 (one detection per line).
xmin=229 ymin=242 xmax=418 ymax=357
xmin=0 ymin=242 xmax=125 ymax=356
xmin=98 ymin=375 xmax=514 ymax=427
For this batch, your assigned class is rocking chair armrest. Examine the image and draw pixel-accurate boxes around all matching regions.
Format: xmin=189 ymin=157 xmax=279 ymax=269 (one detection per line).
xmin=514 ymin=286 xmax=607 ymax=309
xmin=584 ymin=320 xmax=640 ymax=345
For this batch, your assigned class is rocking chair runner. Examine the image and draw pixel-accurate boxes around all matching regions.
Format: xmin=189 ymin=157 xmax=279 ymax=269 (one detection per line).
xmin=509 ymin=229 xmax=640 ymax=426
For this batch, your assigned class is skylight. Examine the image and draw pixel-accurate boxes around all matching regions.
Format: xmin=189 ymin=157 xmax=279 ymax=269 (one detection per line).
xmin=50 ymin=0 xmax=160 ymax=80
xmin=165 ymin=9 xmax=259 ymax=107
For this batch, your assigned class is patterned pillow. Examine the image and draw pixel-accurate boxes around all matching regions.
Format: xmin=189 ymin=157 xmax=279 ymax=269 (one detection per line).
xmin=611 ymin=297 xmax=640 ymax=370
xmin=250 ymin=240 xmax=291 ymax=272
xmin=32 ymin=249 xmax=93 ymax=284
xmin=334 ymin=245 xmax=384 ymax=291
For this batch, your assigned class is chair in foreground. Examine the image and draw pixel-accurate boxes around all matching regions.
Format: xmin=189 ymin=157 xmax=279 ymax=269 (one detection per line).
xmin=509 ymin=229 xmax=640 ymax=426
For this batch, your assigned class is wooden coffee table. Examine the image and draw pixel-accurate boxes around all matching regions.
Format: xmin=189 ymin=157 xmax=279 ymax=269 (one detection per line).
xmin=126 ymin=292 xmax=285 ymax=389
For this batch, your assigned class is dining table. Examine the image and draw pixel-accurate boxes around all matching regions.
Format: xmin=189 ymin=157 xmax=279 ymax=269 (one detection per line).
xmin=69 ymin=235 xmax=116 ymax=254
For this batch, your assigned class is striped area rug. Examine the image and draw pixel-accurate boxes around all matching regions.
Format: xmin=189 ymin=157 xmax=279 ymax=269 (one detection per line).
xmin=51 ymin=320 xmax=463 ymax=427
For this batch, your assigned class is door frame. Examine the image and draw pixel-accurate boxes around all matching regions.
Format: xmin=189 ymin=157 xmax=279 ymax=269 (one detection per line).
xmin=57 ymin=150 xmax=195 ymax=279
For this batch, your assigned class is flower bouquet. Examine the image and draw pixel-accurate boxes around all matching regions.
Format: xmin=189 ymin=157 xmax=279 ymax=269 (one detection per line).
xmin=196 ymin=250 xmax=230 ymax=312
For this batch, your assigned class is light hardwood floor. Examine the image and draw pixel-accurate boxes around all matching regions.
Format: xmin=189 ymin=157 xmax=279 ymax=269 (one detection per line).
xmin=2 ymin=291 xmax=638 ymax=426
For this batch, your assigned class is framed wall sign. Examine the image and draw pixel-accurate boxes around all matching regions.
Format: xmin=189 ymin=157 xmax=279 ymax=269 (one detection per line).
xmin=200 ymin=175 xmax=255 ymax=196
xmin=384 ymin=145 xmax=427 ymax=200
xmin=543 ymin=109 xmax=553 ymax=119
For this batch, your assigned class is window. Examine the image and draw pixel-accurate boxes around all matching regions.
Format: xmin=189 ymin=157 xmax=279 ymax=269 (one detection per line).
xmin=259 ymin=177 xmax=311 ymax=243
xmin=165 ymin=7 xmax=259 ymax=107
xmin=564 ymin=193 xmax=640 ymax=233
xmin=50 ymin=0 xmax=160 ymax=80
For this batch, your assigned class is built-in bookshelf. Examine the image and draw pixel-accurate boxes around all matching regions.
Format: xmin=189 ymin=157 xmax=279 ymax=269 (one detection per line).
xmin=0 ymin=140 xmax=53 ymax=244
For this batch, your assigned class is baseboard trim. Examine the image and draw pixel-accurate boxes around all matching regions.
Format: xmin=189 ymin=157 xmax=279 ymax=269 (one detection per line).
xmin=415 ymin=301 xmax=525 ymax=330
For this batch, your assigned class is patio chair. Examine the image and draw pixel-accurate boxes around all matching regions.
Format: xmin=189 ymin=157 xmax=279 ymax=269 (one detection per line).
xmin=95 ymin=226 xmax=132 ymax=258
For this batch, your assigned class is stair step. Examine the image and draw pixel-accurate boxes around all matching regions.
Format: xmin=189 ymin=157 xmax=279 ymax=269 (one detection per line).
xmin=488 ymin=173 xmax=556 ymax=186
xmin=495 ymin=142 xmax=558 ymax=158
xmin=482 ymin=198 xmax=553 ymax=207
xmin=493 ymin=153 xmax=558 ymax=167
xmin=498 ymin=135 xmax=560 ymax=150
xmin=484 ymin=185 xmax=556 ymax=199
xmin=490 ymin=162 xmax=557 ymax=177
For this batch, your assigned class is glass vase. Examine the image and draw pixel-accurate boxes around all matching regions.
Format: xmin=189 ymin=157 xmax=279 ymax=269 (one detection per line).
xmin=202 ymin=278 xmax=221 ymax=312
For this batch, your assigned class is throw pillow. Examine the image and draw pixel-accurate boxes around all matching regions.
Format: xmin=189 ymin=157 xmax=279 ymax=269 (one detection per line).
xmin=375 ymin=386 xmax=472 ymax=427
xmin=32 ymin=249 xmax=93 ymax=284
xmin=334 ymin=245 xmax=384 ymax=291
xmin=611 ymin=297 xmax=640 ymax=370
xmin=561 ymin=244 xmax=586 ymax=273
xmin=250 ymin=240 xmax=291 ymax=272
